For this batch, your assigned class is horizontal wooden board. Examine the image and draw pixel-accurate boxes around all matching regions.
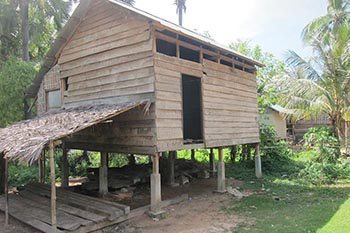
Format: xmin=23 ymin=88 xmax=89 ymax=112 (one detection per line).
xmin=68 ymin=56 xmax=154 ymax=84
xmin=61 ymin=40 xmax=152 ymax=72
xmin=63 ymin=22 xmax=149 ymax=55
xmin=157 ymin=127 xmax=183 ymax=140
xmin=60 ymin=30 xmax=150 ymax=64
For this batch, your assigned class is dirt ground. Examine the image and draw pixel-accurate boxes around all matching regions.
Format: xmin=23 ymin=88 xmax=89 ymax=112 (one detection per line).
xmin=0 ymin=178 xmax=250 ymax=233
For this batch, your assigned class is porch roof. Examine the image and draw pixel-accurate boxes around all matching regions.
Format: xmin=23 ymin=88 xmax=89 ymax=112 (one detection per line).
xmin=0 ymin=100 xmax=150 ymax=164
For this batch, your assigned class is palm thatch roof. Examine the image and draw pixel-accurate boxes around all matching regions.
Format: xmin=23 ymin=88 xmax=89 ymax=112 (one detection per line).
xmin=0 ymin=100 xmax=149 ymax=164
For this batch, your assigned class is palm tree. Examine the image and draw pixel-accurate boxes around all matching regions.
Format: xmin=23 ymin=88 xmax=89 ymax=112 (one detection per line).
xmin=121 ymin=0 xmax=135 ymax=6
xmin=302 ymin=0 xmax=350 ymax=43
xmin=276 ymin=22 xmax=350 ymax=143
xmin=174 ymin=0 xmax=186 ymax=26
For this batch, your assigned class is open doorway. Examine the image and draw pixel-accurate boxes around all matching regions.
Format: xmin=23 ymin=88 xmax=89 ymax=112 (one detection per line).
xmin=182 ymin=74 xmax=203 ymax=143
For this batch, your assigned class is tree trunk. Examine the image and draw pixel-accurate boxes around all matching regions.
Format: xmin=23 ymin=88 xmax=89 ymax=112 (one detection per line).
xmin=20 ymin=0 xmax=30 ymax=61
xmin=178 ymin=7 xmax=183 ymax=26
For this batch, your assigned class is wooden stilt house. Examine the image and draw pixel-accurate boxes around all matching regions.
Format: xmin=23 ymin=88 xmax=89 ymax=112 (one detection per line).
xmin=0 ymin=0 xmax=263 ymax=231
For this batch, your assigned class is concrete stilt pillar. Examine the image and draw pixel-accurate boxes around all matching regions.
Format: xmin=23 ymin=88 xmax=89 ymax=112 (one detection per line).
xmin=61 ymin=147 xmax=69 ymax=189
xmin=191 ymin=149 xmax=195 ymax=162
xmin=150 ymin=153 xmax=163 ymax=214
xmin=255 ymin=144 xmax=262 ymax=178
xmin=217 ymin=147 xmax=226 ymax=193
xmin=99 ymin=152 xmax=108 ymax=197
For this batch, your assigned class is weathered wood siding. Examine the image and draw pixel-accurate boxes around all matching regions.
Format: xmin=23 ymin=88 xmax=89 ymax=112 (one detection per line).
xmin=57 ymin=0 xmax=157 ymax=154
xmin=65 ymin=104 xmax=157 ymax=154
xmin=58 ymin=0 xmax=154 ymax=107
xmin=154 ymin=53 xmax=260 ymax=151
xmin=202 ymin=60 xmax=260 ymax=147
xmin=37 ymin=65 xmax=61 ymax=116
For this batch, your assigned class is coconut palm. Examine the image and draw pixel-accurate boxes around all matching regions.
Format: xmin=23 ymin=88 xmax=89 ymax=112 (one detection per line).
xmin=302 ymin=0 xmax=350 ymax=43
xmin=121 ymin=0 xmax=135 ymax=6
xmin=174 ymin=0 xmax=186 ymax=26
xmin=276 ymin=22 xmax=350 ymax=142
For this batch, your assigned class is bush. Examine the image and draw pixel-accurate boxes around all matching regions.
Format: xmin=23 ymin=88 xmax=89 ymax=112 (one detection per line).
xmin=298 ymin=162 xmax=342 ymax=185
xmin=303 ymin=127 xmax=340 ymax=163
xmin=259 ymin=124 xmax=297 ymax=175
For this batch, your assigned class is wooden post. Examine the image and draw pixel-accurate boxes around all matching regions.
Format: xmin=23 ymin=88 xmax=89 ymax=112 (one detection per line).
xmin=61 ymin=147 xmax=69 ymax=189
xmin=99 ymin=152 xmax=108 ymax=196
xmin=168 ymin=151 xmax=178 ymax=187
xmin=217 ymin=147 xmax=226 ymax=193
xmin=150 ymin=153 xmax=162 ymax=213
xmin=209 ymin=148 xmax=215 ymax=175
xmin=49 ymin=141 xmax=57 ymax=233
xmin=191 ymin=149 xmax=195 ymax=162
xmin=128 ymin=154 xmax=136 ymax=167
xmin=0 ymin=153 xmax=4 ymax=195
xmin=4 ymin=157 xmax=8 ymax=226
xmin=255 ymin=143 xmax=262 ymax=178
xmin=38 ymin=150 xmax=46 ymax=183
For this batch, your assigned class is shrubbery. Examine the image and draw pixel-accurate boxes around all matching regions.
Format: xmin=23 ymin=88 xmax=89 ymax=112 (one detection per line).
xmin=297 ymin=127 xmax=349 ymax=184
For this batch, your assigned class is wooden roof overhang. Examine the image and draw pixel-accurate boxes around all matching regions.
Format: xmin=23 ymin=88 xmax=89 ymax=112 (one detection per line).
xmin=0 ymin=100 xmax=150 ymax=164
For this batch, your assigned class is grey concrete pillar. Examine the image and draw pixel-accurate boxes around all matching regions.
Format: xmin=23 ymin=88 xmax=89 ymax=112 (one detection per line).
xmin=99 ymin=152 xmax=108 ymax=196
xmin=61 ymin=147 xmax=69 ymax=189
xmin=217 ymin=147 xmax=226 ymax=192
xmin=255 ymin=144 xmax=262 ymax=178
xmin=150 ymin=153 xmax=162 ymax=213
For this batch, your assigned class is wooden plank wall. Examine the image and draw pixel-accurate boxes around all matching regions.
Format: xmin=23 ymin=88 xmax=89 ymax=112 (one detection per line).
xmin=65 ymin=104 xmax=157 ymax=154
xmin=154 ymin=53 xmax=260 ymax=151
xmin=36 ymin=65 xmax=61 ymax=116
xmin=57 ymin=0 xmax=157 ymax=154
xmin=202 ymin=60 xmax=260 ymax=148
xmin=58 ymin=0 xmax=154 ymax=107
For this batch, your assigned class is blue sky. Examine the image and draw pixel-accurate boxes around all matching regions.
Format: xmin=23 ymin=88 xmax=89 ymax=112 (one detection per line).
xmin=135 ymin=0 xmax=328 ymax=59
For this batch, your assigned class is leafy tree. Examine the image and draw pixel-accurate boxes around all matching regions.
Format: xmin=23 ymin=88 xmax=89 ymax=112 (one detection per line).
xmin=0 ymin=58 xmax=36 ymax=127
xmin=174 ymin=0 xmax=186 ymax=26
xmin=0 ymin=0 xmax=74 ymax=62
xmin=229 ymin=40 xmax=285 ymax=111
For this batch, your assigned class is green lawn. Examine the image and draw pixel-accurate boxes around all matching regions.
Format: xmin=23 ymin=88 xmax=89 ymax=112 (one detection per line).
xmin=225 ymin=176 xmax=350 ymax=233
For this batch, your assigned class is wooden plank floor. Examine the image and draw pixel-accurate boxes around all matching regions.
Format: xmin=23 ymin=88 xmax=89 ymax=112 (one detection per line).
xmin=0 ymin=183 xmax=130 ymax=233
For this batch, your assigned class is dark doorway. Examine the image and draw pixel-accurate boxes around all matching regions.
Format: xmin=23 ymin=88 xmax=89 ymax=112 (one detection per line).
xmin=182 ymin=74 xmax=203 ymax=143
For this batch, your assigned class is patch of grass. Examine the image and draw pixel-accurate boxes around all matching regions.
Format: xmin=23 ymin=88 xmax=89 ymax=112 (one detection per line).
xmin=225 ymin=176 xmax=350 ymax=233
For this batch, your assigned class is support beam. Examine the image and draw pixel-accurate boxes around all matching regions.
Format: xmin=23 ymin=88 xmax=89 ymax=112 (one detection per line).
xmin=255 ymin=143 xmax=262 ymax=178
xmin=38 ymin=151 xmax=45 ymax=183
xmin=99 ymin=152 xmax=108 ymax=197
xmin=209 ymin=148 xmax=215 ymax=175
xmin=217 ymin=147 xmax=226 ymax=193
xmin=150 ymin=153 xmax=162 ymax=214
xmin=168 ymin=151 xmax=179 ymax=187
xmin=49 ymin=141 xmax=57 ymax=233
xmin=191 ymin=149 xmax=195 ymax=162
xmin=128 ymin=154 xmax=136 ymax=167
xmin=4 ymin=157 xmax=8 ymax=226
xmin=61 ymin=147 xmax=69 ymax=189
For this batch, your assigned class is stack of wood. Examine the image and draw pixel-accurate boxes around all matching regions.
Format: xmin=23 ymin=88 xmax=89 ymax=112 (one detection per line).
xmin=82 ymin=164 xmax=151 ymax=191
xmin=81 ymin=158 xmax=210 ymax=191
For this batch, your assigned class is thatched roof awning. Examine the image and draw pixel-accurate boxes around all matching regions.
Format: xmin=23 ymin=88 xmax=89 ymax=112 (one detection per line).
xmin=0 ymin=100 xmax=149 ymax=164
